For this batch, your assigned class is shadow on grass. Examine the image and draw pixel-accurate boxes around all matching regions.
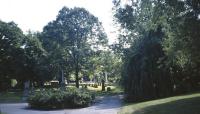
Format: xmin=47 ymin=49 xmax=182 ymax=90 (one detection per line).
xmin=24 ymin=106 xmax=65 ymax=111
xmin=133 ymin=96 xmax=200 ymax=114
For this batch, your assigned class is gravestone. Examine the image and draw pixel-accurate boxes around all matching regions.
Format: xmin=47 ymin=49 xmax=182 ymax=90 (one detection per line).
xmin=105 ymin=72 xmax=108 ymax=83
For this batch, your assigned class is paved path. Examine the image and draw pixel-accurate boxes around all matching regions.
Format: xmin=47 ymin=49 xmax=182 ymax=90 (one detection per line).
xmin=0 ymin=95 xmax=123 ymax=114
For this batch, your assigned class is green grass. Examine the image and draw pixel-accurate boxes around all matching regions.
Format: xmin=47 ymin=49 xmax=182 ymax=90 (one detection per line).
xmin=87 ymin=85 xmax=123 ymax=96
xmin=119 ymin=93 xmax=200 ymax=114
xmin=0 ymin=112 xmax=6 ymax=114
xmin=0 ymin=85 xmax=123 ymax=103
xmin=0 ymin=91 xmax=23 ymax=103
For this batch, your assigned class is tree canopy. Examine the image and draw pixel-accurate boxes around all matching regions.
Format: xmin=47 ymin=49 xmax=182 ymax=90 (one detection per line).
xmin=0 ymin=21 xmax=52 ymax=90
xmin=113 ymin=0 xmax=200 ymax=102
xmin=40 ymin=7 xmax=108 ymax=88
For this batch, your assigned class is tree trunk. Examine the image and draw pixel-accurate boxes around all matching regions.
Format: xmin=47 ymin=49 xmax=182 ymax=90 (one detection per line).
xmin=22 ymin=80 xmax=30 ymax=101
xmin=75 ymin=68 xmax=79 ymax=88
xmin=60 ymin=69 xmax=65 ymax=90
xmin=102 ymin=79 xmax=105 ymax=91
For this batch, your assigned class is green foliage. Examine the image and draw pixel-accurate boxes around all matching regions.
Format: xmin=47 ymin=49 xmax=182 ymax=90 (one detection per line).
xmin=113 ymin=0 xmax=172 ymax=102
xmin=22 ymin=32 xmax=53 ymax=82
xmin=41 ymin=7 xmax=108 ymax=88
xmin=113 ymin=0 xmax=200 ymax=102
xmin=27 ymin=88 xmax=95 ymax=109
xmin=0 ymin=21 xmax=25 ymax=86
xmin=0 ymin=20 xmax=53 ymax=90
xmin=87 ymin=50 xmax=122 ymax=84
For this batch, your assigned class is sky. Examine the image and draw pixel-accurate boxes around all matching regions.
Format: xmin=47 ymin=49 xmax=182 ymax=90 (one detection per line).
xmin=0 ymin=0 xmax=118 ymax=44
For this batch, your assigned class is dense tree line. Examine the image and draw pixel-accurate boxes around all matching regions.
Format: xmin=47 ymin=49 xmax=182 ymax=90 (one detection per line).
xmin=0 ymin=21 xmax=52 ymax=90
xmin=113 ymin=0 xmax=200 ymax=102
xmin=0 ymin=7 xmax=110 ymax=91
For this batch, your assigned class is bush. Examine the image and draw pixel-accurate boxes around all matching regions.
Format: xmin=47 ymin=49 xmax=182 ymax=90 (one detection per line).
xmin=27 ymin=88 xmax=95 ymax=109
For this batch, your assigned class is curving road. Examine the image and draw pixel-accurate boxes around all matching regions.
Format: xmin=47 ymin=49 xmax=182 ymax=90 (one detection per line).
xmin=0 ymin=95 xmax=123 ymax=114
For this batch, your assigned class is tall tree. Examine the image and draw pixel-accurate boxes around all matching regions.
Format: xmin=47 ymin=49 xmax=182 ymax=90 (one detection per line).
xmin=0 ymin=20 xmax=52 ymax=90
xmin=23 ymin=32 xmax=54 ymax=85
xmin=160 ymin=0 xmax=200 ymax=92
xmin=41 ymin=7 xmax=108 ymax=88
xmin=0 ymin=21 xmax=25 ymax=90
xmin=113 ymin=0 xmax=200 ymax=102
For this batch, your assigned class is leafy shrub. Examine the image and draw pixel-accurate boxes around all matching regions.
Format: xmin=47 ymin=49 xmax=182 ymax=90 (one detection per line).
xmin=27 ymin=88 xmax=95 ymax=109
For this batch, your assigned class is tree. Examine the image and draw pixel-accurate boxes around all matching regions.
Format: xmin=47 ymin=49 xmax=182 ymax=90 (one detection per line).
xmin=23 ymin=32 xmax=54 ymax=85
xmin=161 ymin=0 xmax=200 ymax=91
xmin=98 ymin=51 xmax=122 ymax=83
xmin=113 ymin=0 xmax=200 ymax=102
xmin=0 ymin=20 xmax=53 ymax=90
xmin=0 ymin=20 xmax=25 ymax=90
xmin=41 ymin=7 xmax=108 ymax=88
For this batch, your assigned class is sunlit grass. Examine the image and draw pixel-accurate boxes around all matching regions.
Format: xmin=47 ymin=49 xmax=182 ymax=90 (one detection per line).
xmin=87 ymin=85 xmax=115 ymax=91
xmin=119 ymin=93 xmax=200 ymax=114
xmin=0 ymin=84 xmax=123 ymax=103
xmin=87 ymin=85 xmax=123 ymax=96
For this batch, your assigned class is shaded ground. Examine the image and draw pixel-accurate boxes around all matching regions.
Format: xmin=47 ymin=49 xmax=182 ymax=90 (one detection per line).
xmin=0 ymin=95 xmax=123 ymax=114
xmin=119 ymin=93 xmax=200 ymax=114
xmin=0 ymin=91 xmax=23 ymax=103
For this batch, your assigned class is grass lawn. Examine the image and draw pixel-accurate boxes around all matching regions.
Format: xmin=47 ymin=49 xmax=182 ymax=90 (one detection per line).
xmin=0 ymin=91 xmax=23 ymax=103
xmin=0 ymin=112 xmax=6 ymax=114
xmin=0 ymin=85 xmax=122 ymax=103
xmin=87 ymin=85 xmax=123 ymax=96
xmin=119 ymin=93 xmax=200 ymax=114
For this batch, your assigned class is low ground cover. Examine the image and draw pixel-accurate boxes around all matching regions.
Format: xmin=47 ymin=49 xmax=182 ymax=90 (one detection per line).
xmin=119 ymin=92 xmax=200 ymax=114
xmin=0 ymin=91 xmax=23 ymax=103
